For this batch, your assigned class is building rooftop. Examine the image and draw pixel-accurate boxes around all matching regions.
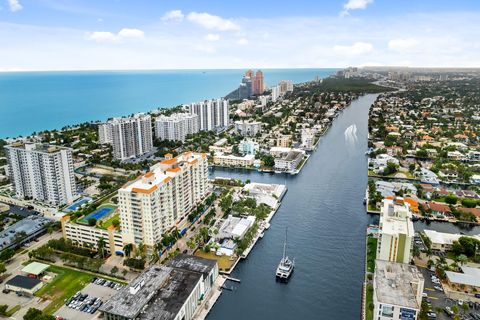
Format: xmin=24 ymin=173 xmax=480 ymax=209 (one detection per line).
xmin=120 ymin=152 xmax=204 ymax=194
xmin=6 ymin=142 xmax=71 ymax=154
xmin=6 ymin=275 xmax=42 ymax=289
xmin=424 ymin=229 xmax=480 ymax=246
xmin=100 ymin=265 xmax=202 ymax=320
xmin=374 ymin=260 xmax=423 ymax=309
xmin=0 ymin=215 xmax=52 ymax=251
xmin=166 ymin=254 xmax=217 ymax=279
xmin=21 ymin=262 xmax=50 ymax=275
xmin=446 ymin=266 xmax=480 ymax=287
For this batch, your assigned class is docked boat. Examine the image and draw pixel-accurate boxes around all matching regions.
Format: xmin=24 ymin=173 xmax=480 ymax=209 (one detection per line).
xmin=265 ymin=222 xmax=271 ymax=230
xmin=276 ymin=228 xmax=294 ymax=281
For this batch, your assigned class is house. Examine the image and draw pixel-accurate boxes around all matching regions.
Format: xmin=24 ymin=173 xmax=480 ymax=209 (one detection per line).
xmin=423 ymin=202 xmax=451 ymax=218
xmin=446 ymin=266 xmax=480 ymax=293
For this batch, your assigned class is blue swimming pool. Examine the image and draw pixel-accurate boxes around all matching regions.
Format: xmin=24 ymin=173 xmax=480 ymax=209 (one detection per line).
xmin=65 ymin=197 xmax=92 ymax=212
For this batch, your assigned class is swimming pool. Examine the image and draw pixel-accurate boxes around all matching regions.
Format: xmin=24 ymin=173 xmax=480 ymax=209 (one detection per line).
xmin=79 ymin=206 xmax=116 ymax=223
xmin=65 ymin=197 xmax=92 ymax=212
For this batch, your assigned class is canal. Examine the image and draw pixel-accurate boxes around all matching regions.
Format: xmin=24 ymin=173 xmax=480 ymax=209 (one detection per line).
xmin=206 ymin=93 xmax=480 ymax=320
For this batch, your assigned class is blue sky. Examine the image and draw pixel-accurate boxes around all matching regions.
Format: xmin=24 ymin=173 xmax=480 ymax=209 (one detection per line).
xmin=1 ymin=0 xmax=479 ymax=70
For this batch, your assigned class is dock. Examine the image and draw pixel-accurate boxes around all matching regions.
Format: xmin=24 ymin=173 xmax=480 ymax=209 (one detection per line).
xmin=226 ymin=277 xmax=241 ymax=283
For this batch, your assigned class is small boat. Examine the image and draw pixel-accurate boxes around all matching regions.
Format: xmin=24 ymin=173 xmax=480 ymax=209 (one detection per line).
xmin=265 ymin=223 xmax=271 ymax=230
xmin=276 ymin=228 xmax=294 ymax=281
xmin=259 ymin=232 xmax=264 ymax=239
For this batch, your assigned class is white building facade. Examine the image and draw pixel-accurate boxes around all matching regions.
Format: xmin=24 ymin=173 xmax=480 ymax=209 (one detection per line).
xmin=155 ymin=113 xmax=199 ymax=142
xmin=5 ymin=143 xmax=77 ymax=206
xmin=188 ymin=98 xmax=229 ymax=131
xmin=234 ymin=120 xmax=262 ymax=137
xmin=119 ymin=152 xmax=209 ymax=247
xmin=377 ymin=197 xmax=414 ymax=264
xmin=101 ymin=113 xmax=154 ymax=161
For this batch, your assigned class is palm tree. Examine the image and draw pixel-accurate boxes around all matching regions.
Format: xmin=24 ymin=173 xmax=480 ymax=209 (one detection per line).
xmin=97 ymin=237 xmax=107 ymax=259
xmin=123 ymin=243 xmax=133 ymax=258
xmin=457 ymin=254 xmax=468 ymax=266
xmin=136 ymin=242 xmax=146 ymax=259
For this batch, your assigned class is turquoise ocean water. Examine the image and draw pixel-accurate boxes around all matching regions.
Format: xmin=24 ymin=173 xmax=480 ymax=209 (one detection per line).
xmin=0 ymin=69 xmax=337 ymax=138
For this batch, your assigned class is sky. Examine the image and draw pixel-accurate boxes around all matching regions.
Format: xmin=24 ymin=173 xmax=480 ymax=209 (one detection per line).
xmin=1 ymin=0 xmax=480 ymax=71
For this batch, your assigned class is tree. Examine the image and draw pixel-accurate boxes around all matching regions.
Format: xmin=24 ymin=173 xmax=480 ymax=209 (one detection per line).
xmin=457 ymin=254 xmax=468 ymax=266
xmin=0 ymin=262 xmax=5 ymax=275
xmin=97 ymin=237 xmax=106 ymax=258
xmin=112 ymin=219 xmax=120 ymax=228
xmin=110 ymin=266 xmax=118 ymax=275
xmin=123 ymin=243 xmax=133 ymax=258
xmin=445 ymin=194 xmax=458 ymax=205
xmin=0 ymin=248 xmax=15 ymax=262
xmin=23 ymin=308 xmax=55 ymax=320
xmin=461 ymin=198 xmax=477 ymax=208
xmin=88 ymin=218 xmax=97 ymax=226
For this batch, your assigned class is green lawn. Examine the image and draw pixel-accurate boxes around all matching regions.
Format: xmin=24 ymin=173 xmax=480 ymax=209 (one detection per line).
xmin=365 ymin=284 xmax=374 ymax=320
xmin=99 ymin=212 xmax=120 ymax=230
xmin=35 ymin=265 xmax=93 ymax=315
xmin=366 ymin=236 xmax=378 ymax=273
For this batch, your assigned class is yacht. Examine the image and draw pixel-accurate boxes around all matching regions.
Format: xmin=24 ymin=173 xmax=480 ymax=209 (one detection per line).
xmin=276 ymin=228 xmax=294 ymax=281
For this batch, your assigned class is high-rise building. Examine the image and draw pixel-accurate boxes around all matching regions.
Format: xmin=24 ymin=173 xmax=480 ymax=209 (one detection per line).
xmin=100 ymin=113 xmax=154 ymax=161
xmin=271 ymin=85 xmax=280 ymax=102
xmin=301 ymin=128 xmax=315 ymax=151
xmin=119 ymin=152 xmax=209 ymax=247
xmin=377 ymin=197 xmax=414 ymax=264
xmin=279 ymin=80 xmax=294 ymax=93
xmin=252 ymin=70 xmax=264 ymax=95
xmin=5 ymin=142 xmax=77 ymax=206
xmin=98 ymin=123 xmax=113 ymax=145
xmin=188 ymin=98 xmax=229 ymax=132
xmin=155 ymin=113 xmax=199 ymax=142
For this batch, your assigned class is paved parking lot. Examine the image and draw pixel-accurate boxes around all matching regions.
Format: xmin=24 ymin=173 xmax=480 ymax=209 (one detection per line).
xmin=419 ymin=267 xmax=480 ymax=320
xmin=55 ymin=282 xmax=119 ymax=320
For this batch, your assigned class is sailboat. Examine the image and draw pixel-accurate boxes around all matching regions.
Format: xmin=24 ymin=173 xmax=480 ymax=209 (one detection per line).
xmin=276 ymin=228 xmax=294 ymax=280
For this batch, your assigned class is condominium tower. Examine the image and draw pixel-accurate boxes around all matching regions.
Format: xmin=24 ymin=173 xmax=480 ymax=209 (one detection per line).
xmin=118 ymin=152 xmax=209 ymax=247
xmin=5 ymin=143 xmax=77 ymax=206
xmin=188 ymin=98 xmax=229 ymax=132
xmin=376 ymin=197 xmax=414 ymax=264
xmin=98 ymin=113 xmax=154 ymax=160
xmin=155 ymin=113 xmax=199 ymax=142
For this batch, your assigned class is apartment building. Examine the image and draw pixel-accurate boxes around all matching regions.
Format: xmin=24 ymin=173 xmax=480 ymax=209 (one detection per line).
xmin=99 ymin=113 xmax=153 ymax=160
xmin=377 ymin=197 xmax=414 ymax=264
xmin=155 ymin=113 xmax=199 ymax=142
xmin=213 ymin=153 xmax=255 ymax=168
xmin=234 ymin=120 xmax=262 ymax=137
xmin=98 ymin=123 xmax=113 ymax=144
xmin=5 ymin=142 xmax=77 ymax=206
xmin=301 ymin=128 xmax=316 ymax=151
xmin=373 ymin=260 xmax=424 ymax=320
xmin=119 ymin=152 xmax=209 ymax=247
xmin=188 ymin=98 xmax=229 ymax=131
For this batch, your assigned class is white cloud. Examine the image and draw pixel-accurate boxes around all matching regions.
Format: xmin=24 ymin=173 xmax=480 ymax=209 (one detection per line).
xmin=162 ymin=10 xmax=184 ymax=23
xmin=7 ymin=0 xmax=22 ymax=12
xmin=118 ymin=28 xmax=144 ymax=39
xmin=187 ymin=12 xmax=239 ymax=31
xmin=87 ymin=28 xmax=144 ymax=43
xmin=87 ymin=31 xmax=119 ymax=43
xmin=388 ymin=38 xmax=420 ymax=53
xmin=204 ymin=33 xmax=220 ymax=41
xmin=237 ymin=38 xmax=248 ymax=45
xmin=333 ymin=42 xmax=373 ymax=55
xmin=344 ymin=0 xmax=373 ymax=10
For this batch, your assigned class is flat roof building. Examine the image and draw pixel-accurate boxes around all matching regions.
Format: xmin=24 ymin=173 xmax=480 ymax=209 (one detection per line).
xmin=373 ymin=260 xmax=424 ymax=320
xmin=21 ymin=262 xmax=49 ymax=277
xmin=100 ymin=255 xmax=219 ymax=320
xmin=5 ymin=275 xmax=43 ymax=296
xmin=0 ymin=215 xmax=52 ymax=251
xmin=423 ymin=229 xmax=480 ymax=252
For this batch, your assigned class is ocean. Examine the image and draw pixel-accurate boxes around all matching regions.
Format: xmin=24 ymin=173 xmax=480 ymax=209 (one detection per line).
xmin=0 ymin=68 xmax=337 ymax=138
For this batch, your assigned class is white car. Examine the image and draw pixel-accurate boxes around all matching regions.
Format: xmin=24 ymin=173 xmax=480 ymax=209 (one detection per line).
xmin=458 ymin=299 xmax=464 ymax=306
xmin=434 ymin=285 xmax=443 ymax=291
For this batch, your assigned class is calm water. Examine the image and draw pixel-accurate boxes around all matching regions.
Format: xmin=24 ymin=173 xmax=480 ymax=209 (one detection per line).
xmin=0 ymin=68 xmax=336 ymax=138
xmin=207 ymin=94 xmax=480 ymax=320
